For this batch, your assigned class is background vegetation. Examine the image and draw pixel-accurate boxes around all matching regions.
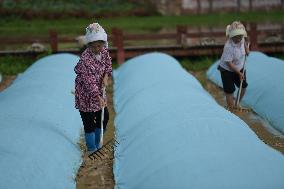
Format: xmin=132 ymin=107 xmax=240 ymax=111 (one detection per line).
xmin=1 ymin=10 xmax=283 ymax=37
xmin=0 ymin=1 xmax=283 ymax=76
xmin=0 ymin=0 xmax=156 ymax=18
xmin=0 ymin=56 xmax=38 ymax=75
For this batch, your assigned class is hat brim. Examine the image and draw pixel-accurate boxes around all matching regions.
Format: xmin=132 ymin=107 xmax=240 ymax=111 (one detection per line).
xmin=229 ymin=29 xmax=247 ymax=38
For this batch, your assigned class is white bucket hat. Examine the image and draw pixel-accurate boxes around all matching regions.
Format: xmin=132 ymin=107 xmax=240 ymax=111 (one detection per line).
xmin=85 ymin=23 xmax=108 ymax=47
xmin=226 ymin=21 xmax=247 ymax=38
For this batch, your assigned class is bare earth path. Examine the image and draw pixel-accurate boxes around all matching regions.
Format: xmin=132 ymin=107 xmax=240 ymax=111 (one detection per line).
xmin=0 ymin=75 xmax=16 ymax=92
xmin=76 ymin=81 xmax=115 ymax=189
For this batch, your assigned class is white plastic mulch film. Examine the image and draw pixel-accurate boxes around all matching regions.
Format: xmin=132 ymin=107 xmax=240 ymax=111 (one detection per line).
xmin=113 ymin=52 xmax=284 ymax=189
xmin=207 ymin=51 xmax=284 ymax=134
xmin=0 ymin=54 xmax=82 ymax=189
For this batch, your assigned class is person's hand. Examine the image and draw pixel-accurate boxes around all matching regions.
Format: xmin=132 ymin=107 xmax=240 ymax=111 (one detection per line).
xmin=238 ymin=72 xmax=244 ymax=81
xmin=245 ymin=41 xmax=250 ymax=56
xmin=103 ymin=75 xmax=108 ymax=87
xmin=98 ymin=96 xmax=107 ymax=108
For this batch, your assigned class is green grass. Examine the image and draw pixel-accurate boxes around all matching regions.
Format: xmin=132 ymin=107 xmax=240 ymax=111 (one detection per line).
xmin=179 ymin=57 xmax=218 ymax=87
xmin=1 ymin=10 xmax=283 ymax=37
xmin=0 ymin=9 xmax=283 ymax=75
xmin=273 ymin=54 xmax=284 ymax=60
xmin=0 ymin=54 xmax=119 ymax=75
xmin=180 ymin=57 xmax=217 ymax=72
xmin=112 ymin=61 xmax=119 ymax=70
xmin=1 ymin=0 xmax=141 ymax=15
xmin=0 ymin=56 xmax=38 ymax=75
xmin=1 ymin=53 xmax=282 ymax=76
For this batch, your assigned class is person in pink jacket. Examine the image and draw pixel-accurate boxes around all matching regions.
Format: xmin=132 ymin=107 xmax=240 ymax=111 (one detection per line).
xmin=74 ymin=23 xmax=112 ymax=154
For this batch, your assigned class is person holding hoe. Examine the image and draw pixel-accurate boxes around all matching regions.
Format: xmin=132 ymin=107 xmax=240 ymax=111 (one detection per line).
xmin=74 ymin=23 xmax=112 ymax=155
xmin=218 ymin=21 xmax=250 ymax=110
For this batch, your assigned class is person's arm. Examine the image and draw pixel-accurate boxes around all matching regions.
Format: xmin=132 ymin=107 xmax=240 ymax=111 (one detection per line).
xmin=103 ymin=74 xmax=109 ymax=87
xmin=98 ymin=95 xmax=107 ymax=108
xmin=244 ymin=37 xmax=250 ymax=55
xmin=227 ymin=62 xmax=244 ymax=80
xmin=74 ymin=59 xmax=87 ymax=75
xmin=103 ymin=50 xmax=112 ymax=87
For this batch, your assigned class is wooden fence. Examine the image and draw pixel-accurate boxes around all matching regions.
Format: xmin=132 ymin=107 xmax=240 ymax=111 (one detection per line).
xmin=0 ymin=23 xmax=283 ymax=64
xmin=180 ymin=0 xmax=284 ymax=14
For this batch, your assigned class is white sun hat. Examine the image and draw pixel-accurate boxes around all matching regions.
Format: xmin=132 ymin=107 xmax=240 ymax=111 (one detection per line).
xmin=225 ymin=25 xmax=231 ymax=37
xmin=85 ymin=23 xmax=108 ymax=47
xmin=227 ymin=21 xmax=247 ymax=38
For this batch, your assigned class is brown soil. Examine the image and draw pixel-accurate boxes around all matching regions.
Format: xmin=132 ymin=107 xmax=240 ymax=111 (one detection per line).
xmin=75 ymin=147 xmax=114 ymax=189
xmin=76 ymin=80 xmax=116 ymax=189
xmin=0 ymin=75 xmax=17 ymax=92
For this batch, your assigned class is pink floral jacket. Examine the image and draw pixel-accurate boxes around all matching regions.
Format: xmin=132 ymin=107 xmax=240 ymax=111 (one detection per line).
xmin=74 ymin=47 xmax=112 ymax=112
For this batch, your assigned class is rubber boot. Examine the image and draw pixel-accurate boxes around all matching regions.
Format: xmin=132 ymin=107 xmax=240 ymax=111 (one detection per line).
xmin=85 ymin=132 xmax=97 ymax=152
xmin=95 ymin=128 xmax=102 ymax=149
